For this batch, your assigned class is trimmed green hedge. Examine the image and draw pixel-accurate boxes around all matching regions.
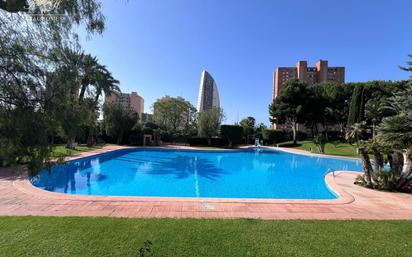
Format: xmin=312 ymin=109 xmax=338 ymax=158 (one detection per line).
xmin=220 ymin=125 xmax=244 ymax=145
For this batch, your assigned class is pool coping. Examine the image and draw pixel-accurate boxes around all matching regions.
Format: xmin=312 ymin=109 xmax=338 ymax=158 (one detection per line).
xmin=16 ymin=145 xmax=355 ymax=205
xmin=3 ymin=145 xmax=412 ymax=220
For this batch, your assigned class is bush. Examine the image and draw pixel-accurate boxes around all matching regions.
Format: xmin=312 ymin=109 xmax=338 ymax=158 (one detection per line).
xmin=210 ymin=137 xmax=229 ymax=147
xmin=262 ymin=129 xmax=287 ymax=144
xmin=188 ymin=137 xmax=209 ymax=146
xmin=296 ymin=131 xmax=308 ymax=140
xmin=355 ymin=170 xmax=401 ymax=191
xmin=128 ymin=133 xmax=143 ymax=146
xmin=220 ymin=125 xmax=244 ymax=145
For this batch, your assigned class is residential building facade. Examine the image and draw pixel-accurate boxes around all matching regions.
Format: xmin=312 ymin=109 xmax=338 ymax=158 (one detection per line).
xmin=273 ymin=59 xmax=345 ymax=99
xmin=272 ymin=60 xmax=345 ymax=131
xmin=105 ymin=91 xmax=144 ymax=118
xmin=197 ymin=70 xmax=220 ymax=112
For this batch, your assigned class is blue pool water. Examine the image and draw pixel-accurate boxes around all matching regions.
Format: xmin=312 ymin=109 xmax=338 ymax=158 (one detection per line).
xmin=30 ymin=148 xmax=362 ymax=199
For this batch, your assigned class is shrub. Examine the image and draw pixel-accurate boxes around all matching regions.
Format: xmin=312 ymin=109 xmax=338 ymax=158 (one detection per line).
xmin=128 ymin=133 xmax=143 ymax=146
xmin=296 ymin=131 xmax=308 ymax=141
xmin=313 ymin=133 xmax=327 ymax=153
xmin=262 ymin=129 xmax=287 ymax=144
xmin=220 ymin=125 xmax=244 ymax=146
xmin=188 ymin=137 xmax=209 ymax=146
xmin=355 ymin=170 xmax=401 ymax=191
xmin=210 ymin=137 xmax=229 ymax=147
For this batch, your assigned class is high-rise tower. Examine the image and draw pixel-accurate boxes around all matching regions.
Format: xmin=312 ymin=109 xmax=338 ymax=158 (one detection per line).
xmin=196 ymin=70 xmax=220 ymax=112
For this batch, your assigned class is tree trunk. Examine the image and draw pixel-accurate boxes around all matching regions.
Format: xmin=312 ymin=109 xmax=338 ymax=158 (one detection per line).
xmin=292 ymin=121 xmax=297 ymax=145
xmin=372 ymin=147 xmax=384 ymax=172
xmin=396 ymin=151 xmax=412 ymax=190
xmin=117 ymin=130 xmax=124 ymax=145
xmin=372 ymin=120 xmax=377 ymax=139
xmin=401 ymin=151 xmax=412 ymax=176
xmin=318 ymin=144 xmax=325 ymax=154
xmin=358 ymin=147 xmax=373 ymax=186
xmin=66 ymin=137 xmax=76 ymax=149
xmin=79 ymin=83 xmax=87 ymax=102
xmin=86 ymin=127 xmax=95 ymax=147
xmin=391 ymin=152 xmax=404 ymax=174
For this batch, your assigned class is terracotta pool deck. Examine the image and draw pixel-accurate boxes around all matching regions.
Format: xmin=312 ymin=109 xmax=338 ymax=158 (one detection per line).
xmin=1 ymin=145 xmax=411 ymax=220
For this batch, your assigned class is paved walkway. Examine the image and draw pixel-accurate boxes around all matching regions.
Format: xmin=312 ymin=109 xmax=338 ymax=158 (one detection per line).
xmin=1 ymin=145 xmax=411 ymax=220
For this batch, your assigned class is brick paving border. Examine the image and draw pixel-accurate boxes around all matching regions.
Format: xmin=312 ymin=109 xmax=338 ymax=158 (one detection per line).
xmin=1 ymin=145 xmax=411 ymax=219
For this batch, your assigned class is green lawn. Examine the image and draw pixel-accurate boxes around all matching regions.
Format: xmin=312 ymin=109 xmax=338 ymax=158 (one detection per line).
xmin=0 ymin=217 xmax=410 ymax=257
xmin=50 ymin=144 xmax=112 ymax=158
xmin=278 ymin=140 xmax=358 ymax=158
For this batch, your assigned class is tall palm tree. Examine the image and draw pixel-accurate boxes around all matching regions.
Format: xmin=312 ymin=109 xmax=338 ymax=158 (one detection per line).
xmin=84 ymin=66 xmax=120 ymax=146
xmin=78 ymin=54 xmax=100 ymax=102
xmin=92 ymin=66 xmax=120 ymax=106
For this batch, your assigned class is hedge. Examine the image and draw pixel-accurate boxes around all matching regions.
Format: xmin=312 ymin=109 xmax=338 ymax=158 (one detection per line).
xmin=220 ymin=125 xmax=244 ymax=145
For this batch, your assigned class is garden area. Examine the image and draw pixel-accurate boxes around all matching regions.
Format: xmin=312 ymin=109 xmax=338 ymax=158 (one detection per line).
xmin=1 ymin=1 xmax=412 ymax=256
xmin=278 ymin=141 xmax=357 ymax=158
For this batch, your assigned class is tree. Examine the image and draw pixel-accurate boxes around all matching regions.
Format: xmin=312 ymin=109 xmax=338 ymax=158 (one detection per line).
xmin=103 ymin=103 xmax=139 ymax=144
xmin=0 ymin=0 xmax=107 ymax=170
xmin=347 ymin=85 xmax=365 ymax=127
xmin=345 ymin=122 xmax=365 ymax=146
xmin=356 ymin=80 xmax=412 ymax=192
xmin=262 ymin=129 xmax=287 ymax=145
xmin=364 ymin=98 xmax=386 ymax=138
xmin=220 ymin=125 xmax=244 ymax=147
xmin=239 ymin=116 xmax=256 ymax=144
xmin=152 ymin=96 xmax=197 ymax=136
xmin=310 ymin=82 xmax=351 ymax=136
xmin=269 ymin=79 xmax=309 ymax=145
xmin=197 ymin=107 xmax=225 ymax=138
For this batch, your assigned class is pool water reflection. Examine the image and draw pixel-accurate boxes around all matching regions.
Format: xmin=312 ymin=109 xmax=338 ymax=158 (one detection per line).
xmin=30 ymin=148 xmax=362 ymax=199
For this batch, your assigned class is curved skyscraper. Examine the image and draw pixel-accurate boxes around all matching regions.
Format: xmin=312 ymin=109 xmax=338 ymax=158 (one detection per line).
xmin=196 ymin=70 xmax=220 ymax=112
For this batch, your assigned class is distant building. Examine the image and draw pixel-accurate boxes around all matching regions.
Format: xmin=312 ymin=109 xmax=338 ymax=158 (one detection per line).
xmin=272 ymin=60 xmax=345 ymax=131
xmin=196 ymin=70 xmax=220 ymax=112
xmin=105 ymin=91 xmax=144 ymax=118
xmin=273 ymin=59 xmax=345 ymax=99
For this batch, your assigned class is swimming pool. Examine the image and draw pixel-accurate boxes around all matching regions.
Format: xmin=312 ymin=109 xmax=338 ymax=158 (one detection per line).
xmin=30 ymin=148 xmax=362 ymax=199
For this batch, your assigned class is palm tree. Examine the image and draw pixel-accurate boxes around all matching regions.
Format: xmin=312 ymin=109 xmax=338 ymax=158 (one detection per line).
xmin=376 ymin=84 xmax=412 ymax=190
xmin=365 ymin=98 xmax=384 ymax=138
xmin=345 ymin=122 xmax=365 ymax=146
xmin=85 ymin=68 xmax=120 ymax=146
xmin=93 ymin=66 xmax=120 ymax=106
xmin=78 ymin=54 xmax=100 ymax=102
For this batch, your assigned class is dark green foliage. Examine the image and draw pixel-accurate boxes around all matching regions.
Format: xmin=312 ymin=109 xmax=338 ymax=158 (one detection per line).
xmin=197 ymin=107 xmax=225 ymax=138
xmin=152 ymin=96 xmax=197 ymax=137
xmin=0 ymin=0 xmax=28 ymax=13
xmin=313 ymin=133 xmax=327 ymax=153
xmin=188 ymin=137 xmax=209 ymax=146
xmin=139 ymin=240 xmax=153 ymax=257
xmin=0 ymin=0 xmax=108 ymax=170
xmin=356 ymin=170 xmax=401 ymax=191
xmin=269 ymin=79 xmax=310 ymax=144
xmin=209 ymin=137 xmax=229 ymax=147
xmin=220 ymin=125 xmax=244 ymax=145
xmin=103 ymin=103 xmax=139 ymax=144
xmin=262 ymin=129 xmax=287 ymax=144
xmin=239 ymin=116 xmax=256 ymax=144
xmin=347 ymin=85 xmax=364 ymax=126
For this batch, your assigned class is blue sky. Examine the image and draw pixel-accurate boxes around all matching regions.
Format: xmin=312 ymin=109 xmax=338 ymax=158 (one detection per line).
xmin=80 ymin=0 xmax=412 ymax=125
